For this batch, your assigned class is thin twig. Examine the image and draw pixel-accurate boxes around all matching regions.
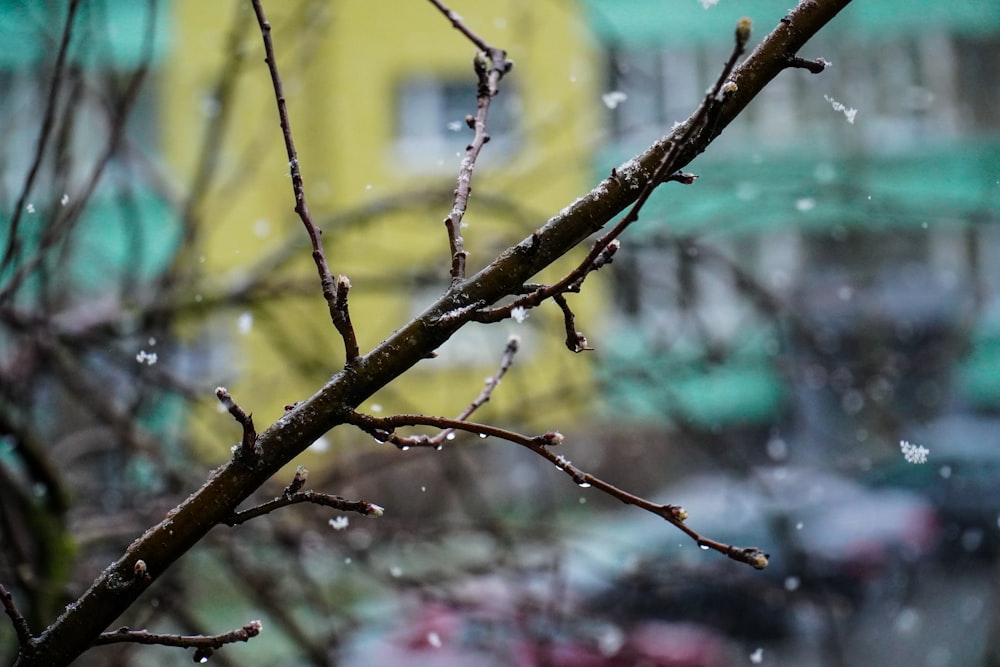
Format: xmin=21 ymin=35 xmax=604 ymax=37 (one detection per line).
xmin=249 ymin=0 xmax=360 ymax=362
xmin=0 ymin=583 xmax=34 ymax=648
xmin=345 ymin=412 xmax=768 ymax=569
xmin=94 ymin=620 xmax=262 ymax=652
xmin=473 ymin=19 xmax=753 ymax=327
xmin=552 ymin=293 xmax=592 ymax=353
xmin=215 ymin=387 xmax=260 ymax=461
xmin=224 ymin=491 xmax=383 ymax=526
xmin=427 ymin=0 xmax=513 ymax=282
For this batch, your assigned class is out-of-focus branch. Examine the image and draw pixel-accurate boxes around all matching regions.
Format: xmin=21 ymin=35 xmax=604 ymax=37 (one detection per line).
xmin=1 ymin=0 xmax=81 ymax=279
xmin=224 ymin=491 xmax=383 ymax=527
xmin=249 ymin=0 xmax=360 ymax=363
xmin=0 ymin=1 xmax=153 ymax=306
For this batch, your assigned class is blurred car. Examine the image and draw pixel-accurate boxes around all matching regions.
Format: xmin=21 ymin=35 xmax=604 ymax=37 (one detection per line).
xmin=866 ymin=415 xmax=1000 ymax=559
xmin=568 ymin=465 xmax=940 ymax=639
xmin=341 ymin=584 xmax=740 ymax=667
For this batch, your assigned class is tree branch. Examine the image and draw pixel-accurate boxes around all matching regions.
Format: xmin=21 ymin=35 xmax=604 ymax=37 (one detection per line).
xmin=93 ymin=619 xmax=262 ymax=663
xmin=14 ymin=2 xmax=849 ymax=663
xmin=428 ymin=0 xmax=514 ymax=283
xmin=249 ymin=0 xmax=360 ymax=363
xmin=345 ymin=411 xmax=768 ymax=569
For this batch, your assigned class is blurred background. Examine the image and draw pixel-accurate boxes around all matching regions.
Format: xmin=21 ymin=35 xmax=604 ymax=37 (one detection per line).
xmin=1 ymin=1 xmax=999 ymax=665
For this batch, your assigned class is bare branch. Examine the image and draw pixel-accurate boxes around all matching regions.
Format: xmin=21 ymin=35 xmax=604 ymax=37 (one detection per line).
xmin=479 ymin=18 xmax=753 ymax=335
xmin=215 ymin=387 xmax=260 ymax=462
xmin=94 ymin=620 xmax=262 ymax=657
xmin=249 ymin=0 xmax=360 ymax=363
xmin=224 ymin=491 xmax=383 ymax=527
xmin=428 ymin=0 xmax=514 ymax=282
xmin=345 ymin=412 xmax=768 ymax=569
xmin=1 ymin=0 xmax=81 ymax=279
xmin=552 ymin=293 xmax=593 ymax=353
xmin=0 ymin=583 xmax=34 ymax=649
xmin=18 ymin=2 xmax=850 ymax=661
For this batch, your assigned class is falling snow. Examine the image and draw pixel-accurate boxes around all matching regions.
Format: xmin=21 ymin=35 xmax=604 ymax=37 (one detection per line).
xmin=511 ymin=306 xmax=529 ymax=323
xmin=601 ymin=91 xmax=628 ymax=109
xmin=824 ymin=94 xmax=857 ymax=124
xmin=329 ymin=516 xmax=349 ymax=531
xmin=237 ymin=311 xmax=253 ymax=335
xmin=699 ymin=0 xmax=720 ymax=7
xmin=900 ymin=440 xmax=929 ymax=464
xmin=135 ymin=350 xmax=158 ymax=365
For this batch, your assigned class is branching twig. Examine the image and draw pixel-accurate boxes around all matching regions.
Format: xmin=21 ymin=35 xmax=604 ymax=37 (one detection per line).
xmin=428 ymin=0 xmax=513 ymax=283
xmin=93 ymin=620 xmax=262 ymax=658
xmin=344 ymin=412 xmax=768 ymax=569
xmin=215 ymin=387 xmax=260 ymax=461
xmin=346 ymin=336 xmax=521 ymax=448
xmin=17 ymin=3 xmax=850 ymax=661
xmin=435 ymin=335 xmax=521 ymax=445
xmin=472 ymin=19 xmax=753 ymax=330
xmin=249 ymin=0 xmax=360 ymax=363
xmin=0 ymin=583 xmax=34 ymax=649
xmin=224 ymin=491 xmax=383 ymax=527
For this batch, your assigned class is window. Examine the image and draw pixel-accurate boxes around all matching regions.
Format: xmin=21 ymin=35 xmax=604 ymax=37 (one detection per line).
xmin=395 ymin=75 xmax=519 ymax=170
xmin=604 ymin=30 xmax=992 ymax=156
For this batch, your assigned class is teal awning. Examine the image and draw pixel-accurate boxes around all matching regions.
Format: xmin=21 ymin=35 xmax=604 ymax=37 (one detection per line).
xmin=595 ymin=139 xmax=1000 ymax=240
xmin=584 ymin=0 xmax=1000 ymax=47
xmin=0 ymin=0 xmax=170 ymax=69
xmin=598 ymin=328 xmax=786 ymax=427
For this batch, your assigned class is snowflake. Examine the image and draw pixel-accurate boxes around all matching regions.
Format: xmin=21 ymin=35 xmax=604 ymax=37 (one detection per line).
xmin=328 ymin=516 xmax=349 ymax=531
xmin=824 ymin=94 xmax=857 ymax=124
xmin=900 ymin=440 xmax=929 ymax=464
xmin=135 ymin=350 xmax=158 ymax=365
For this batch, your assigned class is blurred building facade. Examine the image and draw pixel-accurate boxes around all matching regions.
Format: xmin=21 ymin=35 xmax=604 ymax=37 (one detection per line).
xmin=162 ymin=1 xmax=603 ymax=460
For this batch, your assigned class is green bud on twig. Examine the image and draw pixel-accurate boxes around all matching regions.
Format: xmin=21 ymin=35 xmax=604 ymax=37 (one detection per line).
xmin=736 ymin=17 xmax=752 ymax=50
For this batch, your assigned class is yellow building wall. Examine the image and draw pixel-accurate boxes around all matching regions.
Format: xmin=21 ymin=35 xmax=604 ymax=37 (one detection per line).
xmin=162 ymin=0 xmax=604 ymax=467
